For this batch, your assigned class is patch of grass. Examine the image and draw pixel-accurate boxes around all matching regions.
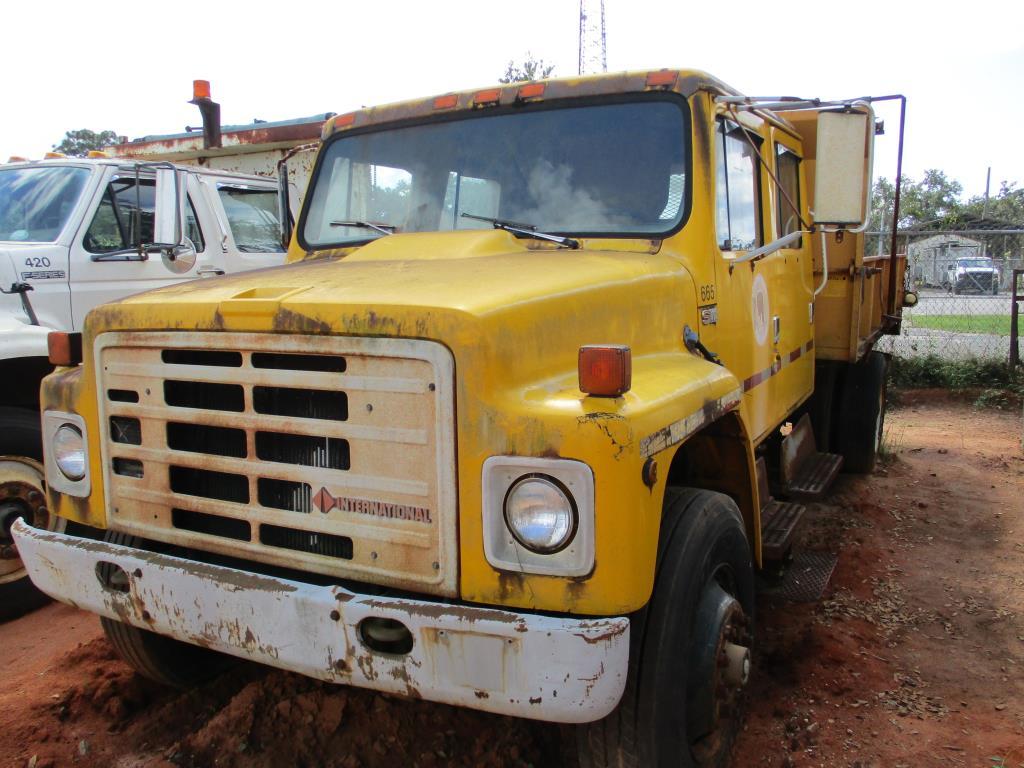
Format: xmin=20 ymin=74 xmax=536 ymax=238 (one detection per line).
xmin=909 ymin=314 xmax=1011 ymax=336
xmin=888 ymin=355 xmax=1024 ymax=410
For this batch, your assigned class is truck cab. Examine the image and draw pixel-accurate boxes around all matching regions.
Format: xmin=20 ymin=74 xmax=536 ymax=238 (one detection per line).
xmin=1 ymin=158 xmax=286 ymax=619
xmin=945 ymin=255 xmax=999 ymax=294
xmin=15 ymin=71 xmax=908 ymax=767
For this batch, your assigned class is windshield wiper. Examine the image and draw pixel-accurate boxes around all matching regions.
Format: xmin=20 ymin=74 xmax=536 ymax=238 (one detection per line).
xmin=329 ymin=220 xmax=395 ymax=236
xmin=460 ymin=213 xmax=579 ymax=249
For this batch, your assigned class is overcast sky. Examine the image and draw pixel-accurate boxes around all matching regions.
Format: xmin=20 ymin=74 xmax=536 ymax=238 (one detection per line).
xmin=5 ymin=0 xmax=1021 ymax=199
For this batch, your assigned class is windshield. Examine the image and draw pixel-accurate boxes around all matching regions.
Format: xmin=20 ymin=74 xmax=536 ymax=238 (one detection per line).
xmin=0 ymin=166 xmax=91 ymax=242
xmin=957 ymin=258 xmax=992 ymax=268
xmin=301 ymin=98 xmax=689 ymax=248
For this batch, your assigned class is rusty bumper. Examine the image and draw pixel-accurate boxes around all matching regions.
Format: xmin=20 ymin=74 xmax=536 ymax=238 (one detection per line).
xmin=12 ymin=520 xmax=629 ymax=722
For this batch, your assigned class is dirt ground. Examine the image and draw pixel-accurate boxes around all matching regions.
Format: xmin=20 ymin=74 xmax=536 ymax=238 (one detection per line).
xmin=1 ymin=393 xmax=1021 ymax=768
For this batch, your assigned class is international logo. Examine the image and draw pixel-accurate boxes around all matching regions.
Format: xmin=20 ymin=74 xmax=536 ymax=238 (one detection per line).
xmin=313 ymin=487 xmax=433 ymax=524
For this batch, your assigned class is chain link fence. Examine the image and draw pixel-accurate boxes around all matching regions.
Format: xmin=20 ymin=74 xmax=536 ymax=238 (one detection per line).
xmin=869 ymin=230 xmax=1024 ymax=361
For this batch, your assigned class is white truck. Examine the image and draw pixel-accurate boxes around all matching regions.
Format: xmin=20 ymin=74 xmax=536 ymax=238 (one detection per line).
xmin=0 ymin=157 xmax=287 ymax=618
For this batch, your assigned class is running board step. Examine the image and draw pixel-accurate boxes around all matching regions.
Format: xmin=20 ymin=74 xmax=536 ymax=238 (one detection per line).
xmin=780 ymin=413 xmax=843 ymax=501
xmin=760 ymin=500 xmax=806 ymax=562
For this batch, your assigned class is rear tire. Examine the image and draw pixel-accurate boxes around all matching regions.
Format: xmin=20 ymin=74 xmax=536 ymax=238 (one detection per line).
xmin=570 ymin=488 xmax=755 ymax=768
xmin=0 ymin=408 xmax=55 ymax=621
xmin=100 ymin=530 xmax=233 ymax=688
xmin=835 ymin=351 xmax=889 ymax=473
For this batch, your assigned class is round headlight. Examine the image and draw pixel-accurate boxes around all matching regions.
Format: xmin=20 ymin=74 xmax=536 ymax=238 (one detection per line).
xmin=503 ymin=475 xmax=577 ymax=554
xmin=53 ymin=424 xmax=86 ymax=481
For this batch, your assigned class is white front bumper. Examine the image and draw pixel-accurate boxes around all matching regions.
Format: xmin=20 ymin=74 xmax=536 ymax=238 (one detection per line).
xmin=13 ymin=520 xmax=629 ymax=723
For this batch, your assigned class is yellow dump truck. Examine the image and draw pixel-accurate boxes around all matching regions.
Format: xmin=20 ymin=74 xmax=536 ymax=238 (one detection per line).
xmin=14 ymin=70 xmax=910 ymax=766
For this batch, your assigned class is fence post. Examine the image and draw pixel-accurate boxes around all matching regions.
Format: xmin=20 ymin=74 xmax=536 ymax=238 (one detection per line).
xmin=1011 ymin=269 xmax=1022 ymax=369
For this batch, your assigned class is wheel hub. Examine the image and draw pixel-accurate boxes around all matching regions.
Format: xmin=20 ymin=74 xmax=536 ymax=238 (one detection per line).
xmin=687 ymin=579 xmax=752 ymax=746
xmin=0 ymin=459 xmax=50 ymax=565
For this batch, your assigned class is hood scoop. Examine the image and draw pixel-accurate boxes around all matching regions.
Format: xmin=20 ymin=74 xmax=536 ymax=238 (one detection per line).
xmin=218 ymin=286 xmax=311 ymax=329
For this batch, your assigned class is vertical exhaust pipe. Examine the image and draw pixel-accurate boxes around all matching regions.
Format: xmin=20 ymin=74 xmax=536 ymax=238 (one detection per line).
xmin=189 ymin=80 xmax=222 ymax=150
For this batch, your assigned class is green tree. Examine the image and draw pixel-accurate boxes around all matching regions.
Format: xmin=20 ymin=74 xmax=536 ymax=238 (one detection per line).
xmin=899 ymin=169 xmax=963 ymax=226
xmin=52 ymin=129 xmax=119 ymax=157
xmin=871 ymin=170 xmax=967 ymax=230
xmin=499 ymin=53 xmax=555 ymax=83
xmin=963 ymin=181 xmax=1024 ymax=225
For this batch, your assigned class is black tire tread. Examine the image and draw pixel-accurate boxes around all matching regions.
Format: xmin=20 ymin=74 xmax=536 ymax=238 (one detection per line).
xmin=571 ymin=487 xmax=751 ymax=768
xmin=100 ymin=531 xmax=231 ymax=688
xmin=837 ymin=351 xmax=889 ymax=474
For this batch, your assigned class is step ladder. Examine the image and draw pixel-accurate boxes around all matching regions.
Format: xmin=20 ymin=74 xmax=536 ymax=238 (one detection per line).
xmin=756 ymin=457 xmax=806 ymax=563
xmin=779 ymin=414 xmax=843 ymax=501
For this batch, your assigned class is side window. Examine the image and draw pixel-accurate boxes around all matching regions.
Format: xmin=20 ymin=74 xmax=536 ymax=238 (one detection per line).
xmin=185 ymin=197 xmax=205 ymax=252
xmin=217 ymin=186 xmax=283 ymax=253
xmin=84 ymin=177 xmax=205 ymax=253
xmin=84 ymin=178 xmax=155 ymax=253
xmin=775 ymin=144 xmax=802 ymax=246
xmin=714 ymin=119 xmax=761 ymax=252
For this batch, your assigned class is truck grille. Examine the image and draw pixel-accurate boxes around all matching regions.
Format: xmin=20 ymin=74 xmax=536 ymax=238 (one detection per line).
xmin=94 ymin=331 xmax=457 ymax=596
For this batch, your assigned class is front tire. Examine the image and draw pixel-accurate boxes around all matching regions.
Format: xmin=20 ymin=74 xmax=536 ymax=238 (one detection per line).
xmin=572 ymin=488 xmax=755 ymax=768
xmin=0 ymin=408 xmax=63 ymax=622
xmin=100 ymin=531 xmax=233 ymax=688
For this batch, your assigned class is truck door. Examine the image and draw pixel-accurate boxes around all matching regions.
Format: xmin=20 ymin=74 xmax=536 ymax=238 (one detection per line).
xmin=710 ymin=116 xmax=812 ymax=445
xmin=67 ymin=167 xmax=208 ymax=328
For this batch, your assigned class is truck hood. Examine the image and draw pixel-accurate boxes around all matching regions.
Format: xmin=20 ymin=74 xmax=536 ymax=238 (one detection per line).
xmin=86 ymin=230 xmax=696 ymax=387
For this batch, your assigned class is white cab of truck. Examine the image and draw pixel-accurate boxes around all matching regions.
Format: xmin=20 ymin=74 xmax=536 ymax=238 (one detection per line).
xmin=0 ymin=157 xmax=286 ymax=619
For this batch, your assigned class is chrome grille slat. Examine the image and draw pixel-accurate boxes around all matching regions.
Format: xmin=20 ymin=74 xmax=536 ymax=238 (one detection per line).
xmin=108 ymin=444 xmax=429 ymax=496
xmin=95 ymin=331 xmax=457 ymax=596
xmin=111 ymin=486 xmax=433 ymax=547
xmin=105 ymin=403 xmax=428 ymax=444
xmin=103 ymin=360 xmax=426 ymax=394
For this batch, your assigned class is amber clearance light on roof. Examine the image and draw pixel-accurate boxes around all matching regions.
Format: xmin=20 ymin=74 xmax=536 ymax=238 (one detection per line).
xmin=578 ymin=345 xmax=632 ymax=397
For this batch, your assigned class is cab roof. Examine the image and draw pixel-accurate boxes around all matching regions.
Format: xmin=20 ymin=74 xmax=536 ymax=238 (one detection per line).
xmin=320 ymin=68 xmax=791 ymax=139
xmin=0 ymin=157 xmax=277 ymax=184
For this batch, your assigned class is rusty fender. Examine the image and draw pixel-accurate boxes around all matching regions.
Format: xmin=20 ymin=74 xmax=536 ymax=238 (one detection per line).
xmin=12 ymin=521 xmax=629 ymax=723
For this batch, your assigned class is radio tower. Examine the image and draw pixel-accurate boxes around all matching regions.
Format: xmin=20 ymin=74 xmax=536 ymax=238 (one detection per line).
xmin=578 ymin=0 xmax=607 ymax=75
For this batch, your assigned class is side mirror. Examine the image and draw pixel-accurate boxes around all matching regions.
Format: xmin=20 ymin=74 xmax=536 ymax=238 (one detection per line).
xmin=153 ymin=168 xmax=185 ymax=248
xmin=813 ymin=110 xmax=871 ymax=227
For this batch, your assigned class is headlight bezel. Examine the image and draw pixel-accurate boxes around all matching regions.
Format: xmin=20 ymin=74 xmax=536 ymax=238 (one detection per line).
xmin=482 ymin=456 xmax=595 ymax=577
xmin=43 ymin=411 xmax=91 ymax=497
xmin=502 ymin=473 xmax=579 ymax=555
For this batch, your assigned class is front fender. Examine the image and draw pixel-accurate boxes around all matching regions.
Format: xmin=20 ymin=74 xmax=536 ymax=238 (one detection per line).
xmin=0 ymin=312 xmax=51 ymax=361
xmin=458 ymin=351 xmax=743 ymax=616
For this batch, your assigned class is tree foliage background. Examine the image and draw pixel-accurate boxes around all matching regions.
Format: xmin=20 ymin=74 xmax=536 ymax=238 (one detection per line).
xmin=52 ymin=129 xmax=118 ymax=157
xmin=870 ymin=170 xmax=1024 ymax=230
xmin=499 ymin=53 xmax=555 ymax=84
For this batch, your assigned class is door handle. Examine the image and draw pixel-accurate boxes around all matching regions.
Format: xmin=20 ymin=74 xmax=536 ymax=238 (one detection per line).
xmin=197 ymin=267 xmax=225 ymax=277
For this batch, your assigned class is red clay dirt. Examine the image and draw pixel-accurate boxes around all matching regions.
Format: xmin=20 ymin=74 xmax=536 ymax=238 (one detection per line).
xmin=1 ymin=394 xmax=1021 ymax=768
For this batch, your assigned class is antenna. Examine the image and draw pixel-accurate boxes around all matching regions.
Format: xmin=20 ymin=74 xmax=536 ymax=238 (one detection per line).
xmin=578 ymin=0 xmax=607 ymax=76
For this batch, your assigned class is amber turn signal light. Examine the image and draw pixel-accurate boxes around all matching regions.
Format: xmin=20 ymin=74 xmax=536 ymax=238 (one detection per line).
xmin=48 ymin=332 xmax=83 ymax=366
xmin=579 ymin=345 xmax=631 ymax=397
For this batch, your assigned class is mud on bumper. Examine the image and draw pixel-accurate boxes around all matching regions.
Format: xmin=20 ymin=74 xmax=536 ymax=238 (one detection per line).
xmin=12 ymin=520 xmax=629 ymax=722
